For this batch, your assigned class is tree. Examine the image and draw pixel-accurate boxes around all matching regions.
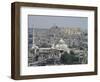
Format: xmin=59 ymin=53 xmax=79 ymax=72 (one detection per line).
xmin=70 ymin=50 xmax=79 ymax=63
xmin=60 ymin=52 xmax=73 ymax=64
xmin=60 ymin=51 xmax=79 ymax=64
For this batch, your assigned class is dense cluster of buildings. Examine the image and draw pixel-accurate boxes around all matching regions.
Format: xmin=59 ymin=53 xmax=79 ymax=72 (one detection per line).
xmin=28 ymin=26 xmax=88 ymax=66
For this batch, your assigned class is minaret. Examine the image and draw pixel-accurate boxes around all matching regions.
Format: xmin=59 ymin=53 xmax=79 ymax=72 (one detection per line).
xmin=32 ymin=28 xmax=36 ymax=49
xmin=51 ymin=44 xmax=55 ymax=49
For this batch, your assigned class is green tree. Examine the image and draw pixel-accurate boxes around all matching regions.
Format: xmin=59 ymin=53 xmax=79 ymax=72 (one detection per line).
xmin=60 ymin=51 xmax=79 ymax=64
xmin=61 ymin=52 xmax=73 ymax=64
xmin=70 ymin=50 xmax=79 ymax=63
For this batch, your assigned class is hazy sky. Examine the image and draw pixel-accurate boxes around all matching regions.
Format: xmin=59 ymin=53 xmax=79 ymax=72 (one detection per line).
xmin=28 ymin=15 xmax=88 ymax=30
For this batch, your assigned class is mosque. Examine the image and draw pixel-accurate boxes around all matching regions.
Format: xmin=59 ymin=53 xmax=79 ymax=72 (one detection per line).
xmin=29 ymin=36 xmax=70 ymax=65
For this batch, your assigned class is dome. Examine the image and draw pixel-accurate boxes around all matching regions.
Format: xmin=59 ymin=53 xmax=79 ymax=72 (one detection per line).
xmin=55 ymin=38 xmax=68 ymax=51
xmin=59 ymin=38 xmax=65 ymax=44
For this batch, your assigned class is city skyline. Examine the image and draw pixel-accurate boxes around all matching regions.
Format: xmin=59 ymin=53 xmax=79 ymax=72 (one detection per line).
xmin=28 ymin=15 xmax=88 ymax=66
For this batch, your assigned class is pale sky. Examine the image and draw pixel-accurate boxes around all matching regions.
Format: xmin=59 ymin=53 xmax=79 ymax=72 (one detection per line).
xmin=28 ymin=15 xmax=88 ymax=30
